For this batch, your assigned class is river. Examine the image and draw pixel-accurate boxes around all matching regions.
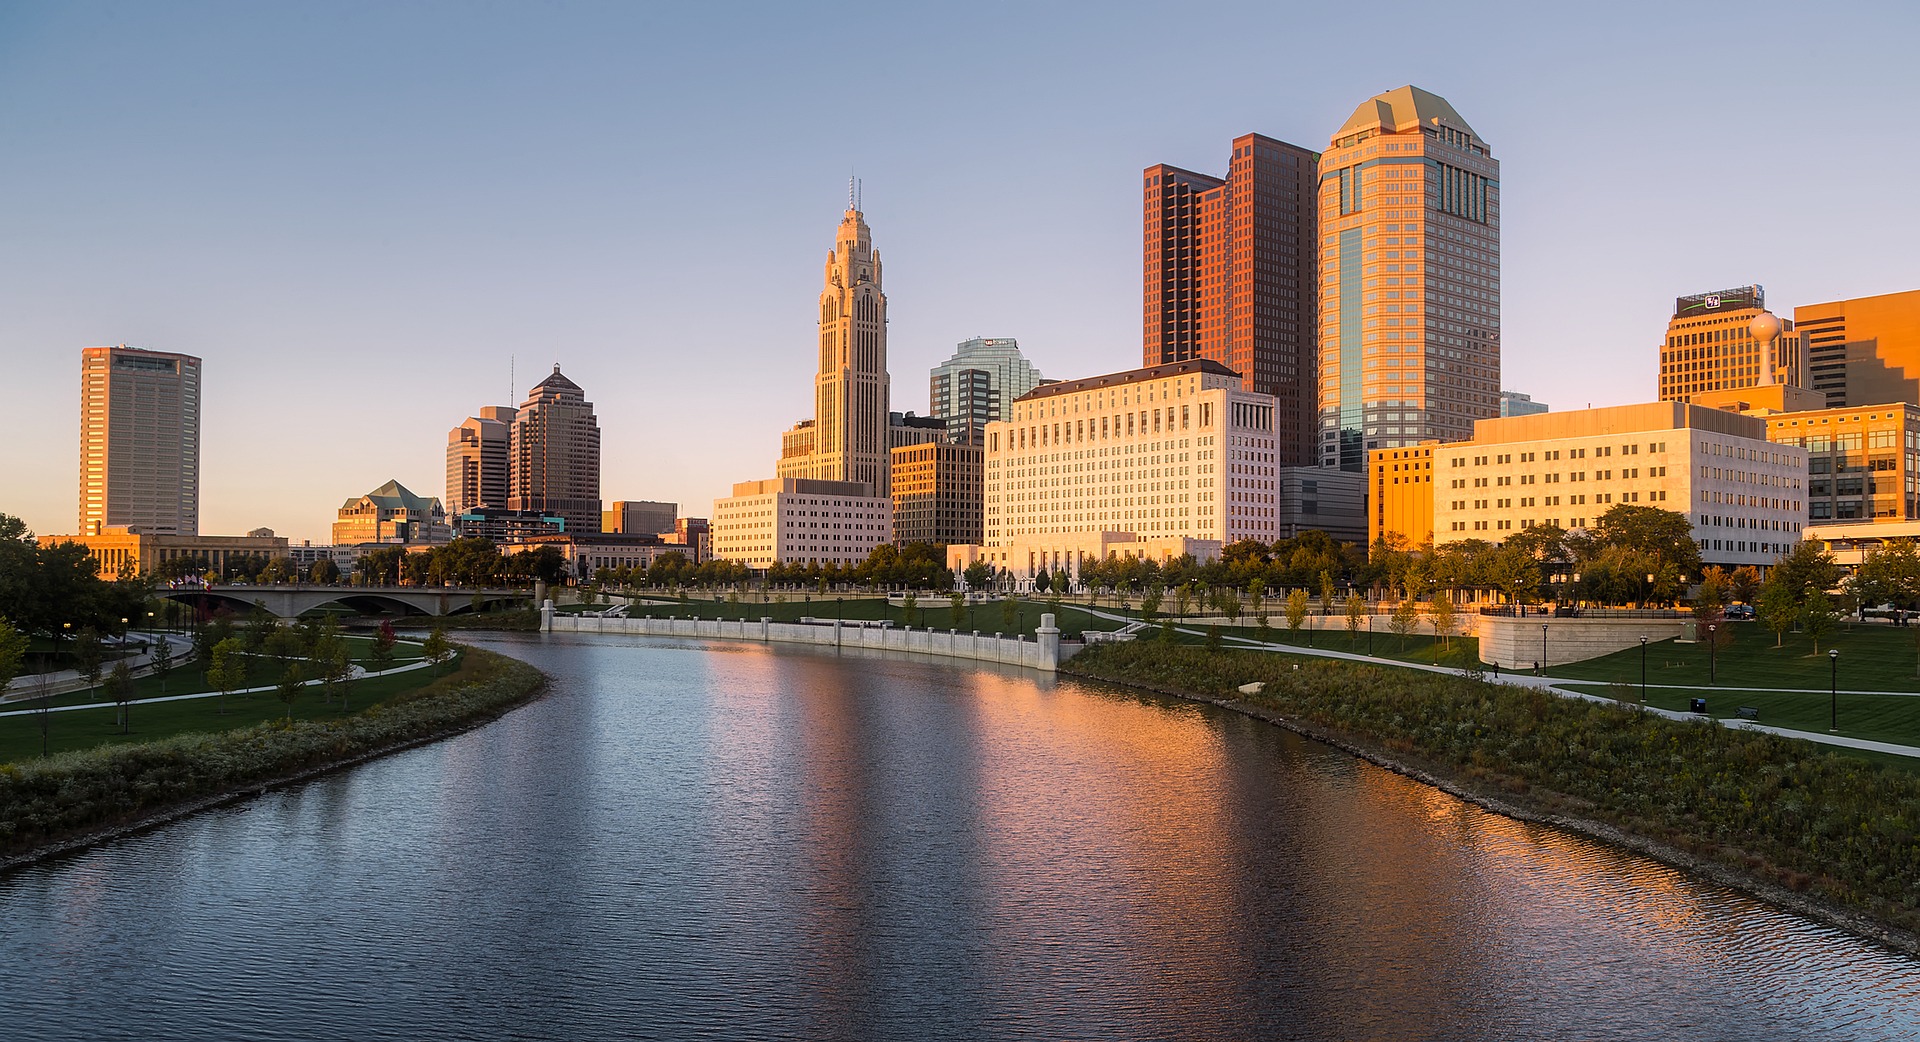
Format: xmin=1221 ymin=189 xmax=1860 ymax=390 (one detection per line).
xmin=2 ymin=632 xmax=1915 ymax=1041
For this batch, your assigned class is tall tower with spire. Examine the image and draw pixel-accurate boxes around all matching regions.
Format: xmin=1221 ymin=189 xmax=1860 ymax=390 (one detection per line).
xmin=778 ymin=201 xmax=893 ymax=496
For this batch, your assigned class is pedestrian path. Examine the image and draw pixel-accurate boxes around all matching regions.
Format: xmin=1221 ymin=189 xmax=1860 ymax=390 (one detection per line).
xmin=0 ymin=657 xmax=436 ymax=719
xmin=1066 ymin=605 xmax=1920 ymax=760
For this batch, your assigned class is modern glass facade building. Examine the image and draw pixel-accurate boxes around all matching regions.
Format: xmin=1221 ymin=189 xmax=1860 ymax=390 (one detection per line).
xmin=1317 ymin=86 xmax=1500 ymax=473
xmin=928 ymin=337 xmax=1046 ymax=446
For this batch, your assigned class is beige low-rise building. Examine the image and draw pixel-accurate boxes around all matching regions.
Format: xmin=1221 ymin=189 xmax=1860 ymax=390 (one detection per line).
xmin=332 ymin=480 xmax=451 ymax=547
xmin=711 ymin=478 xmax=893 ymax=570
xmin=983 ymin=358 xmax=1283 ymax=547
xmin=1429 ymin=402 xmax=1808 ymax=568
xmin=38 ymin=527 xmax=289 ymax=580
xmin=948 ymin=532 xmax=1219 ymax=588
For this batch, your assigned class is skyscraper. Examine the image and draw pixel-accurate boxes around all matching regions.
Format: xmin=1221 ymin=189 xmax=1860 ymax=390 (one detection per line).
xmin=1144 ymin=134 xmax=1320 ymax=463
xmin=78 ymin=345 xmax=201 ymax=536
xmin=1317 ymin=86 xmax=1500 ymax=472
xmin=1657 ymin=286 xmax=1804 ymax=403
xmin=445 ymin=405 xmax=517 ymax=518
xmin=508 ymin=366 xmax=602 ymax=535
xmin=778 ymin=204 xmax=893 ymax=496
xmin=1793 ymin=288 xmax=1920 ymax=408
xmin=928 ymin=337 xmax=1047 ymax=445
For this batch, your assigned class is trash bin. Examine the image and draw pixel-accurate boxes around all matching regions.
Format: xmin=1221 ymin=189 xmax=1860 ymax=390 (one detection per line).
xmin=1690 ymin=698 xmax=1708 ymax=714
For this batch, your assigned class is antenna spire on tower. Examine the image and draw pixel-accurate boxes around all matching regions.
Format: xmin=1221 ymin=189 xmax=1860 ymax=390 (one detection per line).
xmin=848 ymin=171 xmax=855 ymax=210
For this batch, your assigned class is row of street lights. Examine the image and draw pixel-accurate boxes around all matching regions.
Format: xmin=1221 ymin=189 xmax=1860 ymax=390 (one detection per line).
xmin=1632 ymin=629 xmax=1843 ymax=733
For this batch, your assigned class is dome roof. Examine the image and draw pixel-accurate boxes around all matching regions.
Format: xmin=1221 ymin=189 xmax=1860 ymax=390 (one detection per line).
xmin=1336 ymin=85 xmax=1477 ymax=141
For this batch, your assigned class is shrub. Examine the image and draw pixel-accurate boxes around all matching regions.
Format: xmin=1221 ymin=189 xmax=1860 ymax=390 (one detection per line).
xmin=1066 ymin=642 xmax=1920 ymax=936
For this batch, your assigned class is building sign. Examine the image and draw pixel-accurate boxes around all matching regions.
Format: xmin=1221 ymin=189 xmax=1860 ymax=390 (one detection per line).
xmin=1674 ymin=285 xmax=1764 ymax=317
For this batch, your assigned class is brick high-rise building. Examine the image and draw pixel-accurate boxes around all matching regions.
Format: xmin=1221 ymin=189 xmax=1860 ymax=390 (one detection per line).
xmin=1318 ymin=86 xmax=1501 ymax=473
xmin=1144 ymin=134 xmax=1319 ymax=464
xmin=508 ymin=366 xmax=602 ymax=536
xmin=78 ymin=345 xmax=202 ymax=537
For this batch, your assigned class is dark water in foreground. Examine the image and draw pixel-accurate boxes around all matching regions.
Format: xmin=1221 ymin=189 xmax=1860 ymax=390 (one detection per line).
xmin=2 ymin=633 xmax=1916 ymax=1041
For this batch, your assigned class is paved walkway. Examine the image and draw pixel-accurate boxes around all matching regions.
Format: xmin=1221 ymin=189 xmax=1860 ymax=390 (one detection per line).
xmin=1068 ymin=606 xmax=1920 ymax=760
xmin=0 ymin=656 xmax=436 ymax=719
xmin=2 ymin=632 xmax=196 ymax=701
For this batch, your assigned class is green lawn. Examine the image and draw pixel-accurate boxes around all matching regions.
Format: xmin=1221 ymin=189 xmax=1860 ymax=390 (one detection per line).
xmin=1553 ymin=622 xmax=1920 ymax=692
xmin=0 ymin=649 xmax=463 ymax=764
xmin=7 ymin=634 xmax=425 ymax=712
xmin=1556 ymin=682 xmax=1920 ymax=747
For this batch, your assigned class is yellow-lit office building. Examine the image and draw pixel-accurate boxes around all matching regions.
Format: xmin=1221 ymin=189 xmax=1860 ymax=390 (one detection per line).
xmin=1368 ymin=444 xmax=1435 ymax=547
xmin=1657 ymin=286 xmax=1804 ymax=403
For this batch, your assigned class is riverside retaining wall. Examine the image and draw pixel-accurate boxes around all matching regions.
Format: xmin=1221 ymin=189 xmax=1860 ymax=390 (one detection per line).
xmin=545 ymin=608 xmax=1077 ymax=673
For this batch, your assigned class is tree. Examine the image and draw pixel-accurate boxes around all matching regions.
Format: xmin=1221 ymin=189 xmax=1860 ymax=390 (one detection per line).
xmin=262 ymin=625 xmax=305 ymax=674
xmin=1590 ymin=504 xmax=1704 ymax=576
xmin=1772 ymin=539 xmax=1840 ymax=604
xmin=1390 ymin=598 xmax=1420 ymax=651
xmin=1852 ymin=539 xmax=1920 ymax=611
xmin=73 ymin=626 xmax=104 ymax=701
xmin=1801 ymin=592 xmax=1839 ymax=654
xmin=902 ymin=591 xmax=917 ymax=616
xmin=963 ymin=560 xmax=994 ymax=593
xmin=1214 ymin=587 xmax=1243 ymax=627
xmin=1285 ymin=588 xmax=1310 ymax=643
xmin=422 ymin=626 xmax=455 ymax=674
xmin=1033 ymin=569 xmax=1051 ymax=594
xmin=1729 ymin=565 xmax=1762 ymax=606
xmin=1757 ymin=578 xmax=1799 ymax=649
xmin=1692 ymin=568 xmax=1730 ymax=629
xmin=1345 ymin=593 xmax=1365 ymax=646
xmin=1140 ymin=584 xmax=1163 ymax=625
xmin=107 ymin=660 xmax=135 ymax=733
xmin=275 ymin=662 xmax=305 ymax=720
xmin=1430 ymin=592 xmax=1458 ymax=648
xmin=208 ymin=637 xmax=247 ymax=715
xmin=244 ymin=601 xmax=277 ymax=653
xmin=151 ymin=634 xmax=175 ymax=694
xmin=309 ymin=559 xmax=342 ymax=584
xmin=1318 ymin=570 xmax=1336 ymax=613
xmin=0 ymin=619 xmax=27 ymax=699
xmin=999 ymin=596 xmax=1018 ymax=632
xmin=949 ymin=592 xmax=965 ymax=628
xmin=1489 ymin=545 xmax=1540 ymax=605
xmin=1176 ymin=582 xmax=1195 ymax=620
xmin=370 ymin=621 xmax=398 ymax=675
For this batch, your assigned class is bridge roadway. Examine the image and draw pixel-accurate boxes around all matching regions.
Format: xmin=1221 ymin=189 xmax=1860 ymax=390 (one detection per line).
xmin=157 ymin=584 xmax=532 ymax=619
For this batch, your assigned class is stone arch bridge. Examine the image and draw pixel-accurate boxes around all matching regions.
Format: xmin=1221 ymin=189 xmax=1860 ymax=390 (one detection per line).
xmin=157 ymin=585 xmax=532 ymax=620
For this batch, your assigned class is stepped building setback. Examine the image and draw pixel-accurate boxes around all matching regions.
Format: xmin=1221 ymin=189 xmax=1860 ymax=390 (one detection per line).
xmin=1794 ymin=288 xmax=1920 ymax=408
xmin=508 ymin=366 xmax=602 ymax=536
xmin=778 ymin=203 xmax=894 ymax=497
xmin=929 ymin=337 xmax=1048 ymax=446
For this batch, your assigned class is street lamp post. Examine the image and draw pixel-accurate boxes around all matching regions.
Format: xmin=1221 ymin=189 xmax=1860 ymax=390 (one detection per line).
xmin=1367 ymin=612 xmax=1373 ymax=656
xmin=1540 ymin=624 xmax=1548 ymax=673
xmin=1639 ymin=635 xmax=1649 ymax=705
xmin=1707 ymin=623 xmax=1717 ymax=686
xmin=1830 ymin=649 xmax=1840 ymax=733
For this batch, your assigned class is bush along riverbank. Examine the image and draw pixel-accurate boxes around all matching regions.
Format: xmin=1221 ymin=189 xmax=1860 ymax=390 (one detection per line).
xmin=0 ymin=646 xmax=545 ymax=865
xmin=1064 ymin=642 xmax=1920 ymax=951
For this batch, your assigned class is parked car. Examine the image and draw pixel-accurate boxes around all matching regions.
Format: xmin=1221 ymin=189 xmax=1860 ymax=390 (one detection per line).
xmin=1725 ymin=604 xmax=1756 ymax=621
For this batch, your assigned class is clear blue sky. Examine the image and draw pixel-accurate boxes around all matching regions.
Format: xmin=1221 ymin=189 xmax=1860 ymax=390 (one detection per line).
xmin=4 ymin=1 xmax=1917 ymax=544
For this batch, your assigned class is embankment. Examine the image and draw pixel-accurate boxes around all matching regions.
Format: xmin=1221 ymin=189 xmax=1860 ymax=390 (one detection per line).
xmin=1063 ymin=641 xmax=1920 ymax=955
xmin=0 ymin=647 xmax=546 ymax=868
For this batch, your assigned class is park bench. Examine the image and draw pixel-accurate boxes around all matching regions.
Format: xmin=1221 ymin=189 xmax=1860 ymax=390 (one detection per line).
xmin=1735 ymin=706 xmax=1760 ymax=721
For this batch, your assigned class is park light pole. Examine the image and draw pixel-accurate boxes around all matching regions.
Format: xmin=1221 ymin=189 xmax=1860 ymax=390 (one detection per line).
xmin=1830 ymin=649 xmax=1840 ymax=733
xmin=1706 ymin=623 xmax=1717 ymax=686
xmin=1639 ymin=635 xmax=1648 ymax=705
xmin=1540 ymin=624 xmax=1548 ymax=673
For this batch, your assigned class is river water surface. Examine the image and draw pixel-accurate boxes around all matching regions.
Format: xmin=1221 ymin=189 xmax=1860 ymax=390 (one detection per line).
xmin=2 ymin=632 xmax=1917 ymax=1041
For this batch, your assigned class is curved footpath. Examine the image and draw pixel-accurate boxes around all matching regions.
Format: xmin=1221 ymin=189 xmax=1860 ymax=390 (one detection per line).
xmin=1065 ymin=604 xmax=1920 ymax=761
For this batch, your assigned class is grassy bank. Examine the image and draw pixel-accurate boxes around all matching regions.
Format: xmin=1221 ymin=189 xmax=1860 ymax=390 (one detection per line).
xmin=1554 ymin=623 xmax=1920 ymax=692
xmin=0 ymin=647 xmax=545 ymax=861
xmin=1064 ymin=642 xmax=1920 ymax=944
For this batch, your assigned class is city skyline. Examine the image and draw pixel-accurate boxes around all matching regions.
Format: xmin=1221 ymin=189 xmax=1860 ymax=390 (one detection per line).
xmin=5 ymin=3 xmax=1919 ymax=543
